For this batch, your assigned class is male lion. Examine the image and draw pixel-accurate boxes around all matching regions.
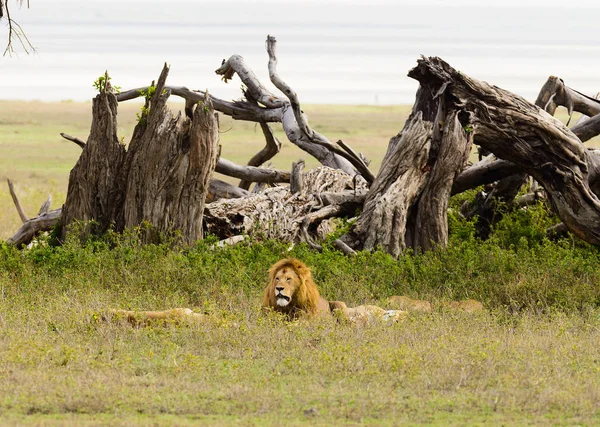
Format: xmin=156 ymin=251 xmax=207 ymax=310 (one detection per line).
xmin=263 ymin=258 xmax=406 ymax=323
xmin=262 ymin=258 xmax=330 ymax=319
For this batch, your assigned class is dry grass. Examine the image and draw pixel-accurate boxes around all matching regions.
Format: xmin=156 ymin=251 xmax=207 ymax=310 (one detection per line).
xmin=2 ymin=100 xmax=600 ymax=425
xmin=1 ymin=284 xmax=599 ymax=425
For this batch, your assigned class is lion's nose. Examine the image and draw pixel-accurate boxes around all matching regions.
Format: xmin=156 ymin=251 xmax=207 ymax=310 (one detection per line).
xmin=275 ymin=286 xmax=284 ymax=292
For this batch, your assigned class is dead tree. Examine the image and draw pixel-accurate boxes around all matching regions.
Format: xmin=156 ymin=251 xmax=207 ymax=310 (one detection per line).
xmin=340 ymin=57 xmax=600 ymax=254
xmin=339 ymin=83 xmax=473 ymax=256
xmin=8 ymin=38 xmax=600 ymax=254
xmin=59 ymin=65 xmax=219 ymax=245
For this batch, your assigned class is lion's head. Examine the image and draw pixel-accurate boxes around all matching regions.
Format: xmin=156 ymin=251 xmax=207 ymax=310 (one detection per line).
xmin=262 ymin=258 xmax=329 ymax=318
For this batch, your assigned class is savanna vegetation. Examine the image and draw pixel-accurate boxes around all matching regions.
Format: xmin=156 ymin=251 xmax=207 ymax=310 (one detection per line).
xmin=1 ymin=101 xmax=600 ymax=425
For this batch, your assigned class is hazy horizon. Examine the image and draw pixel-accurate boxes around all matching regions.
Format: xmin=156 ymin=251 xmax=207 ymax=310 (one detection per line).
xmin=2 ymin=1 xmax=599 ymax=104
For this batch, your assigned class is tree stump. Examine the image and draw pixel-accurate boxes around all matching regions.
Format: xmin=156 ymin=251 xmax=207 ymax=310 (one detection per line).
xmin=60 ymin=65 xmax=220 ymax=245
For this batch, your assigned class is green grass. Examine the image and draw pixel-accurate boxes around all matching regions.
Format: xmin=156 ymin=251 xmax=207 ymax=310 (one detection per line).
xmin=1 ymin=231 xmax=600 ymax=425
xmin=2 ymin=101 xmax=600 ymax=425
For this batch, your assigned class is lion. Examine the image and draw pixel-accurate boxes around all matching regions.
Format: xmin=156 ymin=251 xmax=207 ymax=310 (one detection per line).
xmin=106 ymin=308 xmax=203 ymax=326
xmin=262 ymin=258 xmax=330 ymax=319
xmin=446 ymin=299 xmax=485 ymax=313
xmin=263 ymin=258 xmax=406 ymax=324
xmin=329 ymin=301 xmax=407 ymax=325
xmin=386 ymin=295 xmax=432 ymax=312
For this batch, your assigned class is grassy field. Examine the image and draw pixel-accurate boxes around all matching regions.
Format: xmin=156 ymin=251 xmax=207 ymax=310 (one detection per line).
xmin=1 ymin=101 xmax=600 ymax=425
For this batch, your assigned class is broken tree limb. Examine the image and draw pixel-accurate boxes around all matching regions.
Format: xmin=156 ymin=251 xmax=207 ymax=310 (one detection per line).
xmin=207 ymin=179 xmax=250 ymax=203
xmin=266 ymin=35 xmax=374 ymax=182
xmin=453 ymin=111 xmax=600 ymax=196
xmin=571 ymin=113 xmax=600 ymax=143
xmin=213 ymin=36 xmax=370 ymax=180
xmin=239 ymin=122 xmax=282 ymax=190
xmin=6 ymin=178 xmax=28 ymax=223
xmin=409 ymin=56 xmax=600 ymax=244
xmin=8 ymin=208 xmax=61 ymax=247
xmin=215 ymin=158 xmax=289 ymax=184
xmin=536 ymin=76 xmax=600 ymax=119
xmin=451 ymin=156 xmax=520 ymax=195
xmin=60 ymin=132 xmax=86 ymax=149
xmin=118 ymin=85 xmax=283 ymax=123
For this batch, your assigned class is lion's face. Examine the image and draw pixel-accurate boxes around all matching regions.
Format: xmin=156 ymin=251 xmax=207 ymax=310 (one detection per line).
xmin=263 ymin=258 xmax=329 ymax=318
xmin=272 ymin=266 xmax=301 ymax=307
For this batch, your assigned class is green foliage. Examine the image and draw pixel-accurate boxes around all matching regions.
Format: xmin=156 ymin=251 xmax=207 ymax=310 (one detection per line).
xmin=135 ymin=105 xmax=150 ymax=124
xmin=92 ymin=73 xmax=120 ymax=94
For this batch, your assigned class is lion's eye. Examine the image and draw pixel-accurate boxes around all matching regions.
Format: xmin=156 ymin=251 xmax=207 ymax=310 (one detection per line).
xmin=286 ymin=278 xmax=291 ymax=282
xmin=275 ymin=277 xmax=280 ymax=281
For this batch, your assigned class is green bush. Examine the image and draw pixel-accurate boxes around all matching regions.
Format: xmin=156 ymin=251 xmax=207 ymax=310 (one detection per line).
xmin=1 ymin=196 xmax=599 ymax=314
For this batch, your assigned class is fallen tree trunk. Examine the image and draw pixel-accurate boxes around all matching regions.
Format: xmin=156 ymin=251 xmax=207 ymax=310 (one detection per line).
xmin=409 ymin=57 xmax=600 ymax=244
xmin=204 ymin=167 xmax=366 ymax=242
xmin=8 ymin=209 xmax=61 ymax=247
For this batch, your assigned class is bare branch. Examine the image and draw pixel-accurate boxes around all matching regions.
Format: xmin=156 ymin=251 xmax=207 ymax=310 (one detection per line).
xmin=6 ymin=178 xmax=28 ymax=223
xmin=239 ymin=122 xmax=282 ymax=190
xmin=215 ymin=158 xmax=290 ymax=184
xmin=2 ymin=0 xmax=34 ymax=57
xmin=8 ymin=209 xmax=62 ymax=247
xmin=117 ymin=85 xmax=283 ymax=123
xmin=536 ymin=76 xmax=600 ymax=119
xmin=60 ymin=132 xmax=87 ymax=149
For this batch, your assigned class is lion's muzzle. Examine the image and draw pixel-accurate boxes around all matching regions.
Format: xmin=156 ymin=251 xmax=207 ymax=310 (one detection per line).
xmin=275 ymin=288 xmax=291 ymax=307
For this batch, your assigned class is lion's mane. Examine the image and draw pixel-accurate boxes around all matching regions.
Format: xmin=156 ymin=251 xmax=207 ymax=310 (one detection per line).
xmin=262 ymin=258 xmax=329 ymax=318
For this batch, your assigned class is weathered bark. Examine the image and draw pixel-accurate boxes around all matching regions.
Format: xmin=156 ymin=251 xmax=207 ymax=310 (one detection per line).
xmin=204 ymin=167 xmax=365 ymax=241
xmin=341 ymin=108 xmax=433 ymax=257
xmin=413 ymin=110 xmax=472 ymax=251
xmin=60 ymin=80 xmax=126 ymax=237
xmin=123 ymin=70 xmax=219 ymax=243
xmin=409 ymin=57 xmax=600 ymax=244
xmin=59 ymin=65 xmax=220 ymax=245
